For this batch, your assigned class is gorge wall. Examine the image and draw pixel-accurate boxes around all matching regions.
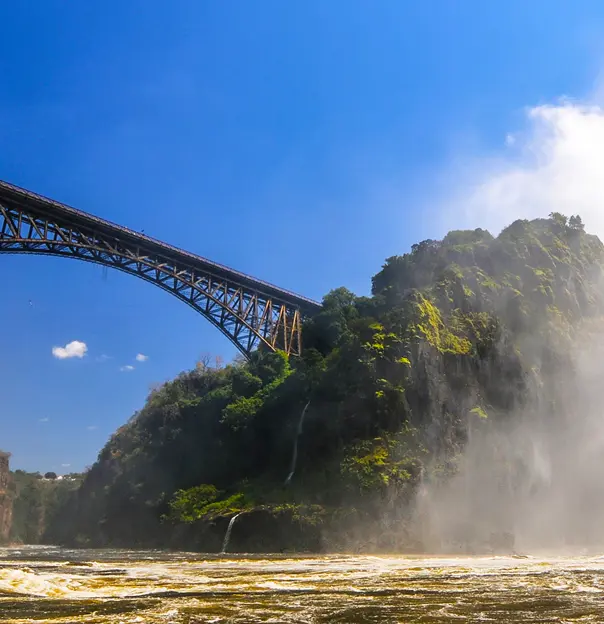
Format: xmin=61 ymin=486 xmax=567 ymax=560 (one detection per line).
xmin=45 ymin=213 xmax=604 ymax=553
xmin=0 ymin=453 xmax=13 ymax=543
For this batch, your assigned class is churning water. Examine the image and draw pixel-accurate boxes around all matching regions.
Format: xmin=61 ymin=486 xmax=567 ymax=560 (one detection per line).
xmin=2 ymin=546 xmax=604 ymax=622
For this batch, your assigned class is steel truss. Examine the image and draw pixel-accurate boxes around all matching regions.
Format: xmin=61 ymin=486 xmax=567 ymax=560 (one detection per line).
xmin=0 ymin=181 xmax=321 ymax=358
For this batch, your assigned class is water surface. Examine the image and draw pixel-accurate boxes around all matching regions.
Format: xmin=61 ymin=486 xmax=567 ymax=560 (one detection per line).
xmin=2 ymin=546 xmax=604 ymax=622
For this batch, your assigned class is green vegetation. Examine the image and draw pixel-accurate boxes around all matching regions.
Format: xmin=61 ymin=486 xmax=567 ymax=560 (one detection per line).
xmin=9 ymin=471 xmax=83 ymax=544
xmin=470 ymin=406 xmax=488 ymax=420
xmin=42 ymin=214 xmax=604 ymax=551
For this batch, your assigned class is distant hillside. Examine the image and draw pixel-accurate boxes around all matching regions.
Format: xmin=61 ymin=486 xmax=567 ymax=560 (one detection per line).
xmin=46 ymin=213 xmax=604 ymax=552
xmin=10 ymin=471 xmax=83 ymax=545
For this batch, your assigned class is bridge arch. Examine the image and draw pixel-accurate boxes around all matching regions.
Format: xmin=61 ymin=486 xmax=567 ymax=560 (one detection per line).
xmin=0 ymin=181 xmax=321 ymax=358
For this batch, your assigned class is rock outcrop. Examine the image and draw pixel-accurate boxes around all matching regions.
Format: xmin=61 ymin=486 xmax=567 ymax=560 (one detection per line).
xmin=0 ymin=452 xmax=12 ymax=543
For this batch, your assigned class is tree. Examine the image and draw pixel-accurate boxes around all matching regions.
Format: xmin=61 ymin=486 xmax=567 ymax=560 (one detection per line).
xmin=569 ymin=215 xmax=585 ymax=231
xmin=44 ymin=472 xmax=57 ymax=480
xmin=549 ymin=212 xmax=568 ymax=230
xmin=322 ymin=287 xmax=357 ymax=311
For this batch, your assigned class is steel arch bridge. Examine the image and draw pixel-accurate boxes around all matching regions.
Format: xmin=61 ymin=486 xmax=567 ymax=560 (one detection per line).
xmin=0 ymin=180 xmax=321 ymax=358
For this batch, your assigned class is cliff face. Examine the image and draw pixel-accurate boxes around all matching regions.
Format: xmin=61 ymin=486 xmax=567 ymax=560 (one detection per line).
xmin=8 ymin=471 xmax=84 ymax=545
xmin=0 ymin=453 xmax=13 ymax=543
xmin=49 ymin=214 xmax=604 ymax=553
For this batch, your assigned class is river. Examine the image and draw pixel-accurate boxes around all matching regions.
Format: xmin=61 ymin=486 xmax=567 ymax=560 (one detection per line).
xmin=2 ymin=546 xmax=604 ymax=622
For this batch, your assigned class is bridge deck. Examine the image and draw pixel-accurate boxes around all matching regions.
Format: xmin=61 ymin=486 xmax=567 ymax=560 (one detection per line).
xmin=0 ymin=180 xmax=321 ymax=312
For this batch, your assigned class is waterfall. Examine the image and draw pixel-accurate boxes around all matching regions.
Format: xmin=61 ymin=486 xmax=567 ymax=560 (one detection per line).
xmin=221 ymin=513 xmax=242 ymax=554
xmin=284 ymin=401 xmax=311 ymax=486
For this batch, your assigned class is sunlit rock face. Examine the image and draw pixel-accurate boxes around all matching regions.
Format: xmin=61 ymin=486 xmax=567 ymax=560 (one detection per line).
xmin=0 ymin=453 xmax=12 ymax=543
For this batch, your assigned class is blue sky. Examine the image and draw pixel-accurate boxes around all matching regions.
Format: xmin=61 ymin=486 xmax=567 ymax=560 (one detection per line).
xmin=2 ymin=1 xmax=604 ymax=472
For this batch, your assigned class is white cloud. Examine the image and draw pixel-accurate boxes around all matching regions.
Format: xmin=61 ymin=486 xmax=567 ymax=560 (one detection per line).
xmin=96 ymin=354 xmax=111 ymax=363
xmin=52 ymin=340 xmax=88 ymax=360
xmin=87 ymin=425 xmax=98 ymax=431
xmin=135 ymin=353 xmax=149 ymax=362
xmin=39 ymin=417 xmax=49 ymax=423
xmin=61 ymin=463 xmax=71 ymax=468
xmin=120 ymin=365 xmax=135 ymax=372
xmin=442 ymin=99 xmax=604 ymax=239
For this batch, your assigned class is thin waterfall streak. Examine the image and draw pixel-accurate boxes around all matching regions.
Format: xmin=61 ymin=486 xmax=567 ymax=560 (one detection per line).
xmin=221 ymin=513 xmax=242 ymax=554
xmin=285 ymin=401 xmax=311 ymax=486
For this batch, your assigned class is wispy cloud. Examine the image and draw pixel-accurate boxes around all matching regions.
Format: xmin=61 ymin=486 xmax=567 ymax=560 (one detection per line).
xmin=135 ymin=353 xmax=149 ymax=362
xmin=96 ymin=354 xmax=111 ymax=363
xmin=39 ymin=417 xmax=50 ymax=423
xmin=440 ymin=97 xmax=604 ymax=239
xmin=120 ymin=365 xmax=135 ymax=372
xmin=52 ymin=340 xmax=88 ymax=360
xmin=87 ymin=425 xmax=98 ymax=431
xmin=61 ymin=463 xmax=71 ymax=468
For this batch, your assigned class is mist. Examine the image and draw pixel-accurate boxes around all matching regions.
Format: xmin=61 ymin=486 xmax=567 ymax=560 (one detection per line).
xmin=412 ymin=312 xmax=604 ymax=555
xmin=369 ymin=89 xmax=604 ymax=555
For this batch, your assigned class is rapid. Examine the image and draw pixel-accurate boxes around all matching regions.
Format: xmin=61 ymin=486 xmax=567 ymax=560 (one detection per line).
xmin=3 ymin=547 xmax=604 ymax=622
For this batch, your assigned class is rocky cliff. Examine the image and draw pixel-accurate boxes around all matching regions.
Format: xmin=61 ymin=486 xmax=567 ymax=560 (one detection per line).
xmin=46 ymin=213 xmax=604 ymax=553
xmin=0 ymin=453 xmax=13 ymax=543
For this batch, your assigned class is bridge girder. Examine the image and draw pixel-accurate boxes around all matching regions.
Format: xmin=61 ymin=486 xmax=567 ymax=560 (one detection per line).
xmin=0 ymin=181 xmax=321 ymax=359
